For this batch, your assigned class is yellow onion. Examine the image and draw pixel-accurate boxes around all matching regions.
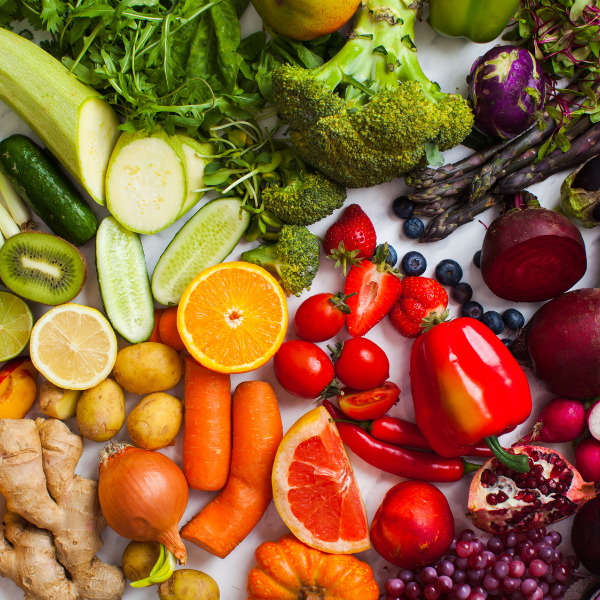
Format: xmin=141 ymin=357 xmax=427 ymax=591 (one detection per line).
xmin=99 ymin=442 xmax=189 ymax=563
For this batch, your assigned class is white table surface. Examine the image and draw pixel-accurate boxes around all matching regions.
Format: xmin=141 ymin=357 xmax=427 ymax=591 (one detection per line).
xmin=1 ymin=6 xmax=597 ymax=599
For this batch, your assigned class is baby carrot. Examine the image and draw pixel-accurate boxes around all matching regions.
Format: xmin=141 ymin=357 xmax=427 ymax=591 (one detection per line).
xmin=183 ymin=357 xmax=231 ymax=491
xmin=159 ymin=306 xmax=186 ymax=351
xmin=180 ymin=381 xmax=283 ymax=559
xmin=147 ymin=308 xmax=165 ymax=343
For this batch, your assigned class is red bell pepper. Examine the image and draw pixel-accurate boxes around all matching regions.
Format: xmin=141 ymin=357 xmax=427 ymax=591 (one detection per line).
xmin=410 ymin=317 xmax=532 ymax=473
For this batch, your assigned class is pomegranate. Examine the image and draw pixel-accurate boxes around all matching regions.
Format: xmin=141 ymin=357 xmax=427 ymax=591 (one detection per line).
xmin=467 ymin=445 xmax=596 ymax=534
xmin=370 ymin=480 xmax=455 ymax=569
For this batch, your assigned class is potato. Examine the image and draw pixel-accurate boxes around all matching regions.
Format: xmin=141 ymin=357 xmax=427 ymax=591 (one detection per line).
xmin=121 ymin=540 xmax=160 ymax=582
xmin=127 ymin=392 xmax=183 ymax=450
xmin=39 ymin=381 xmax=82 ymax=420
xmin=113 ymin=342 xmax=182 ymax=395
xmin=76 ymin=378 xmax=125 ymax=442
xmin=158 ymin=569 xmax=220 ymax=600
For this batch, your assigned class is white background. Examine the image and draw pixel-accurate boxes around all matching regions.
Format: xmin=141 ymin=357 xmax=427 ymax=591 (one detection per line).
xmin=0 ymin=4 xmax=598 ymax=598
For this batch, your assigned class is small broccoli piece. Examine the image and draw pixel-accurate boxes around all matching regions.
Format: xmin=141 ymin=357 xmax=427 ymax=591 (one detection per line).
xmin=241 ymin=225 xmax=320 ymax=296
xmin=262 ymin=151 xmax=347 ymax=226
xmin=271 ymin=0 xmax=474 ymax=189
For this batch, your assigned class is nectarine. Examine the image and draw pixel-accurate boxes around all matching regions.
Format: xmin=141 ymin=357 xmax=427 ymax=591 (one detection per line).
xmin=0 ymin=357 xmax=38 ymax=419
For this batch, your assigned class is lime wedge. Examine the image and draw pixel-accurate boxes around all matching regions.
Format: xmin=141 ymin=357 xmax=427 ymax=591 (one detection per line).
xmin=152 ymin=198 xmax=250 ymax=306
xmin=0 ymin=291 xmax=33 ymax=361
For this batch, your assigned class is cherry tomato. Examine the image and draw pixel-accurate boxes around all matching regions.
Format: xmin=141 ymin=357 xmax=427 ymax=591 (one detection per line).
xmin=294 ymin=292 xmax=353 ymax=343
xmin=333 ymin=337 xmax=389 ymax=390
xmin=274 ymin=340 xmax=335 ymax=399
xmin=338 ymin=381 xmax=401 ymax=420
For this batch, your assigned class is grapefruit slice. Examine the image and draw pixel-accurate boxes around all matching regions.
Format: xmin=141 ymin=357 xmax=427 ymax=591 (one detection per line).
xmin=272 ymin=406 xmax=370 ymax=554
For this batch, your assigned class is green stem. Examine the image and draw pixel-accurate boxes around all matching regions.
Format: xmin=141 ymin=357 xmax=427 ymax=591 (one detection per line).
xmin=130 ymin=544 xmax=176 ymax=588
xmin=485 ymin=436 xmax=530 ymax=473
xmin=463 ymin=460 xmax=482 ymax=475
xmin=332 ymin=417 xmax=374 ymax=434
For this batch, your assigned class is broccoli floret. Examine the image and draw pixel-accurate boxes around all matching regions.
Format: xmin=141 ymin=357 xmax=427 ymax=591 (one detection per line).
xmin=241 ymin=225 xmax=320 ymax=296
xmin=262 ymin=151 xmax=347 ymax=225
xmin=272 ymin=0 xmax=474 ymax=189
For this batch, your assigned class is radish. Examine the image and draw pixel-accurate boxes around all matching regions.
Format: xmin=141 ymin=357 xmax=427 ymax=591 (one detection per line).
xmin=513 ymin=288 xmax=600 ymax=399
xmin=481 ymin=206 xmax=586 ymax=302
xmin=575 ymin=437 xmax=600 ymax=483
xmin=518 ymin=397 xmax=586 ymax=444
xmin=588 ymin=399 xmax=600 ymax=440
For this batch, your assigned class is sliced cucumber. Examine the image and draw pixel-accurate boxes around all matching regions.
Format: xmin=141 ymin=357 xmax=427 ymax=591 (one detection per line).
xmin=96 ymin=216 xmax=154 ymax=343
xmin=106 ymin=130 xmax=187 ymax=234
xmin=152 ymin=198 xmax=250 ymax=306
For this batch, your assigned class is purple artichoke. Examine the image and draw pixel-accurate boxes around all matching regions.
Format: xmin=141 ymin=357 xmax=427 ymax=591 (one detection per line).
xmin=468 ymin=45 xmax=546 ymax=139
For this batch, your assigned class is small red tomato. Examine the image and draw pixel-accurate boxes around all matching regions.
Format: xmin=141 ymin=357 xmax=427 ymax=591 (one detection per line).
xmin=338 ymin=381 xmax=401 ymax=420
xmin=294 ymin=292 xmax=353 ymax=343
xmin=274 ymin=340 xmax=335 ymax=399
xmin=332 ymin=337 xmax=390 ymax=390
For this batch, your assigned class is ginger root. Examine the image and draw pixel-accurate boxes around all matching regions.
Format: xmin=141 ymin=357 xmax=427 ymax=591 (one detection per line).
xmin=0 ymin=418 xmax=126 ymax=600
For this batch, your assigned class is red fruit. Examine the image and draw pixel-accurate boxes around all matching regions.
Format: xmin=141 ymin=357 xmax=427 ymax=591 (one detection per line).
xmin=571 ymin=496 xmax=600 ymax=576
xmin=370 ymin=480 xmax=455 ymax=569
xmin=331 ymin=337 xmax=389 ymax=391
xmin=323 ymin=204 xmax=377 ymax=275
xmin=274 ymin=340 xmax=335 ymax=399
xmin=389 ymin=277 xmax=448 ymax=338
xmin=338 ymin=381 xmax=401 ymax=420
xmin=467 ymin=445 xmax=596 ymax=534
xmin=345 ymin=249 xmax=403 ymax=337
xmin=294 ymin=292 xmax=353 ymax=343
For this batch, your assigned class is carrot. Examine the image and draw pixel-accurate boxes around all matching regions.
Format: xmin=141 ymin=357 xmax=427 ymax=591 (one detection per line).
xmin=159 ymin=306 xmax=185 ymax=351
xmin=147 ymin=308 xmax=165 ymax=343
xmin=180 ymin=380 xmax=283 ymax=559
xmin=183 ymin=357 xmax=232 ymax=491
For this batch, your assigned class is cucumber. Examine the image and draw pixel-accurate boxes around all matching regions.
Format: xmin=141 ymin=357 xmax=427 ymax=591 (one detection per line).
xmin=106 ymin=130 xmax=187 ymax=234
xmin=0 ymin=135 xmax=98 ymax=246
xmin=0 ymin=28 xmax=120 ymax=205
xmin=96 ymin=216 xmax=154 ymax=343
xmin=152 ymin=198 xmax=251 ymax=305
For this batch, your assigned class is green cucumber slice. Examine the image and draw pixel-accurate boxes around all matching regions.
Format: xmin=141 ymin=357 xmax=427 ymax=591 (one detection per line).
xmin=152 ymin=198 xmax=250 ymax=306
xmin=96 ymin=216 xmax=154 ymax=343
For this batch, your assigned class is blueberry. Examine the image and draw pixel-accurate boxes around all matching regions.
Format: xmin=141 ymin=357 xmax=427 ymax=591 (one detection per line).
xmin=473 ymin=250 xmax=482 ymax=269
xmin=393 ymin=196 xmax=415 ymax=219
xmin=375 ymin=243 xmax=398 ymax=267
xmin=435 ymin=259 xmax=463 ymax=286
xmin=451 ymin=282 xmax=473 ymax=304
xmin=481 ymin=311 xmax=505 ymax=335
xmin=503 ymin=308 xmax=525 ymax=331
xmin=461 ymin=301 xmax=483 ymax=320
xmin=401 ymin=251 xmax=427 ymax=276
xmin=403 ymin=217 xmax=424 ymax=239
xmin=502 ymin=338 xmax=514 ymax=352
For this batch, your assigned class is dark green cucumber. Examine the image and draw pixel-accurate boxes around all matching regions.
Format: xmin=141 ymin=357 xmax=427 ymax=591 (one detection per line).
xmin=0 ymin=134 xmax=98 ymax=245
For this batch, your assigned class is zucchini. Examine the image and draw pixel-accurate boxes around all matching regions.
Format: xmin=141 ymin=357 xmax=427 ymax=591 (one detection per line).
xmin=0 ymin=28 xmax=121 ymax=205
xmin=96 ymin=216 xmax=154 ymax=343
xmin=0 ymin=135 xmax=98 ymax=246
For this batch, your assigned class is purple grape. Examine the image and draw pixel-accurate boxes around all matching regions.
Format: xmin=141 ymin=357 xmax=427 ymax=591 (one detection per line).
xmin=467 ymin=569 xmax=484 ymax=583
xmin=455 ymin=583 xmax=472 ymax=600
xmin=386 ymin=579 xmax=405 ymax=596
xmin=447 ymin=555 xmax=458 ymax=565
xmin=521 ymin=546 xmax=538 ymax=563
xmin=503 ymin=532 xmax=518 ymax=548
xmin=529 ymin=587 xmax=544 ymax=600
xmin=539 ymin=581 xmax=549 ymax=595
xmin=502 ymin=577 xmax=521 ymax=594
xmin=424 ymin=584 xmax=440 ymax=600
xmin=522 ymin=579 xmax=538 ymax=595
xmin=487 ymin=537 xmax=503 ymax=554
xmin=468 ymin=554 xmax=486 ymax=570
xmin=460 ymin=529 xmax=477 ymax=541
xmin=472 ymin=586 xmax=488 ymax=599
xmin=550 ymin=582 xmax=565 ymax=597
xmin=439 ymin=560 xmax=455 ymax=577
xmin=527 ymin=529 xmax=543 ymax=542
xmin=406 ymin=581 xmax=423 ymax=599
xmin=421 ymin=567 xmax=437 ymax=584
xmin=564 ymin=555 xmax=579 ymax=570
xmin=471 ymin=540 xmax=484 ymax=554
xmin=506 ymin=548 xmax=517 ymax=557
xmin=457 ymin=541 xmax=474 ymax=558
xmin=498 ymin=552 xmax=514 ymax=563
xmin=552 ymin=550 xmax=563 ymax=564
xmin=552 ymin=564 xmax=568 ymax=581
xmin=456 ymin=557 xmax=470 ymax=570
xmin=547 ymin=532 xmax=562 ymax=547
xmin=469 ymin=593 xmax=486 ymax=600
xmin=399 ymin=570 xmax=415 ymax=583
xmin=542 ymin=596 xmax=553 ymax=600
xmin=530 ymin=559 xmax=548 ymax=577
xmin=542 ymin=570 xmax=556 ymax=584
xmin=436 ymin=575 xmax=453 ymax=593
xmin=482 ymin=551 xmax=496 ymax=568
xmin=492 ymin=561 xmax=509 ymax=579
xmin=513 ymin=592 xmax=527 ymax=600
xmin=509 ymin=561 xmax=526 ymax=578
xmin=538 ymin=546 xmax=554 ymax=563
xmin=542 ymin=536 xmax=555 ymax=548
xmin=453 ymin=570 xmax=468 ymax=584
xmin=449 ymin=537 xmax=458 ymax=551
xmin=518 ymin=540 xmax=534 ymax=553
xmin=483 ymin=574 xmax=500 ymax=591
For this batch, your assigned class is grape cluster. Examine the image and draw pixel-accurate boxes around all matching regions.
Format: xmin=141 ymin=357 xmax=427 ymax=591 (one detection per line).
xmin=383 ymin=527 xmax=579 ymax=600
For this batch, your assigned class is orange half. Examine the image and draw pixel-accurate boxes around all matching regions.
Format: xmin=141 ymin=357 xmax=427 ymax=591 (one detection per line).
xmin=272 ymin=406 xmax=371 ymax=554
xmin=177 ymin=261 xmax=288 ymax=374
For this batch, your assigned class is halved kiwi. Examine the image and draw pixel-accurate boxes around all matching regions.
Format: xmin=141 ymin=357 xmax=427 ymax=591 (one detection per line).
xmin=0 ymin=232 xmax=87 ymax=305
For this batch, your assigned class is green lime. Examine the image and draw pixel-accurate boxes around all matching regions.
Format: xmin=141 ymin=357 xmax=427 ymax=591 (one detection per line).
xmin=0 ymin=291 xmax=33 ymax=361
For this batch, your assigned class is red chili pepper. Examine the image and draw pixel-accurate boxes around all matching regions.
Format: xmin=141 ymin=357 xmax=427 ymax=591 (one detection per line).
xmin=323 ymin=400 xmax=480 ymax=483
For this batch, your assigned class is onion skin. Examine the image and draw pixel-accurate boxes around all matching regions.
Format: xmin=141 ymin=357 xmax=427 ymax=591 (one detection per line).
xmin=99 ymin=443 xmax=189 ymax=563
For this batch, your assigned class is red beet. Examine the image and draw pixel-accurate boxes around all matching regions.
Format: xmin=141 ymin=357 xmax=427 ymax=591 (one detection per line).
xmin=481 ymin=207 xmax=586 ymax=302
xmin=575 ymin=437 xmax=600 ymax=483
xmin=519 ymin=397 xmax=586 ymax=444
xmin=571 ymin=496 xmax=600 ymax=575
xmin=513 ymin=289 xmax=600 ymax=399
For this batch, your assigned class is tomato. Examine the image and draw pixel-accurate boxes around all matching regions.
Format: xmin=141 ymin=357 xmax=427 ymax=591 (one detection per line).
xmin=338 ymin=381 xmax=401 ymax=420
xmin=273 ymin=340 xmax=335 ymax=399
xmin=294 ymin=292 xmax=352 ymax=343
xmin=333 ymin=337 xmax=389 ymax=391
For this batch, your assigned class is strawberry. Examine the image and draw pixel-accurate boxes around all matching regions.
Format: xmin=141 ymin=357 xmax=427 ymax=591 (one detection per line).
xmin=389 ymin=277 xmax=449 ymax=338
xmin=345 ymin=244 xmax=403 ymax=337
xmin=323 ymin=204 xmax=377 ymax=275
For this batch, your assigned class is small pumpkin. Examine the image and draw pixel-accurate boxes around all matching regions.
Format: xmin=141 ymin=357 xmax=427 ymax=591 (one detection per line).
xmin=247 ymin=533 xmax=379 ymax=600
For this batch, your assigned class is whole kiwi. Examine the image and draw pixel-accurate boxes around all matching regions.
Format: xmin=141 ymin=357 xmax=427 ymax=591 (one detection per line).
xmin=158 ymin=569 xmax=220 ymax=600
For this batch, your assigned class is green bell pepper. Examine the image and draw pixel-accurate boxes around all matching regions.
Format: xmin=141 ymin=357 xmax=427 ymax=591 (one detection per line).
xmin=428 ymin=0 xmax=521 ymax=44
